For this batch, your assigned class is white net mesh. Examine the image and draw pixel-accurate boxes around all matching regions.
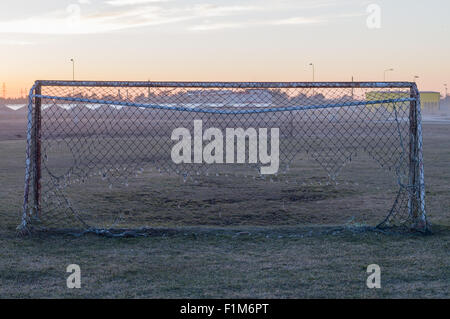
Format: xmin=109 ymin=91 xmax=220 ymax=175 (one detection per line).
xmin=19 ymin=81 xmax=428 ymax=234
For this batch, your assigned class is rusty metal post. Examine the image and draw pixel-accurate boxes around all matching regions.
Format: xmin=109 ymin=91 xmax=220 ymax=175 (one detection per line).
xmin=33 ymin=83 xmax=42 ymax=219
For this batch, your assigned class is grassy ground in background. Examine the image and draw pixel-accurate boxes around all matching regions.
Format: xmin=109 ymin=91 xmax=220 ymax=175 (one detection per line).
xmin=0 ymin=123 xmax=449 ymax=298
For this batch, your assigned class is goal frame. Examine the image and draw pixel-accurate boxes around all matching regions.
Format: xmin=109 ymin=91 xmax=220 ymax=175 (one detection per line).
xmin=19 ymin=80 xmax=429 ymax=233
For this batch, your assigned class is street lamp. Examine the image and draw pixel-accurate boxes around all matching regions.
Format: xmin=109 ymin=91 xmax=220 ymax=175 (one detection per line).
xmin=413 ymin=75 xmax=419 ymax=82
xmin=70 ymin=58 xmax=75 ymax=81
xmin=351 ymin=76 xmax=354 ymax=99
xmin=444 ymin=84 xmax=448 ymax=97
xmin=309 ymin=63 xmax=315 ymax=82
xmin=383 ymin=68 xmax=394 ymax=81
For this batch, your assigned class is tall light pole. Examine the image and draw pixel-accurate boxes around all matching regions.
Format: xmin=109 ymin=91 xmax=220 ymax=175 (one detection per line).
xmin=383 ymin=68 xmax=394 ymax=81
xmin=309 ymin=63 xmax=315 ymax=96
xmin=309 ymin=63 xmax=315 ymax=82
xmin=351 ymin=76 xmax=354 ymax=99
xmin=444 ymin=84 xmax=448 ymax=97
xmin=70 ymin=58 xmax=75 ymax=81
xmin=413 ymin=75 xmax=419 ymax=83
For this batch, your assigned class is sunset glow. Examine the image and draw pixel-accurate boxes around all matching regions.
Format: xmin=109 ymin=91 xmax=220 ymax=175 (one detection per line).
xmin=1 ymin=0 xmax=449 ymax=97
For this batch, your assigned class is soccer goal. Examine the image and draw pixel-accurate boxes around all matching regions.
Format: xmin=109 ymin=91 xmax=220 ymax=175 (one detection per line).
xmin=19 ymin=81 xmax=428 ymax=234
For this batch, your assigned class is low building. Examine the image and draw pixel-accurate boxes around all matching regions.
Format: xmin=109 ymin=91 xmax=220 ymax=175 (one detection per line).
xmin=365 ymin=91 xmax=442 ymax=112
xmin=420 ymin=91 xmax=440 ymax=112
xmin=365 ymin=91 xmax=409 ymax=112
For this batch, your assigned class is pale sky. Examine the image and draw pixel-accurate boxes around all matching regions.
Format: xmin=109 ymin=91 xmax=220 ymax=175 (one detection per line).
xmin=0 ymin=0 xmax=449 ymax=97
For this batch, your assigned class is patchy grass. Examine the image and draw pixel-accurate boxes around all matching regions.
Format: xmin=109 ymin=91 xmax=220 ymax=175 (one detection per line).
xmin=0 ymin=226 xmax=449 ymax=298
xmin=0 ymin=123 xmax=449 ymax=298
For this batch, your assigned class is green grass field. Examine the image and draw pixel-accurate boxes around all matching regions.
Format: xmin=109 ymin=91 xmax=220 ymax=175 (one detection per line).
xmin=0 ymin=123 xmax=449 ymax=298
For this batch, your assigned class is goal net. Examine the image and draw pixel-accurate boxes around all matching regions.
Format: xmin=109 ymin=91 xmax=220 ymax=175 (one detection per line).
xmin=19 ymin=81 xmax=428 ymax=234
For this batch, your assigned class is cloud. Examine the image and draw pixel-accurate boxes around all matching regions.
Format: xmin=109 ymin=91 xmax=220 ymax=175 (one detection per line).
xmin=191 ymin=4 xmax=258 ymax=17
xmin=189 ymin=22 xmax=247 ymax=31
xmin=0 ymin=6 xmax=192 ymax=34
xmin=105 ymin=0 xmax=169 ymax=6
xmin=0 ymin=39 xmax=34 ymax=45
xmin=0 ymin=3 xmax=263 ymax=35
xmin=271 ymin=17 xmax=324 ymax=25
xmin=0 ymin=1 xmax=356 ymax=35
xmin=189 ymin=16 xmax=324 ymax=31
xmin=0 ymin=2 xmax=258 ymax=35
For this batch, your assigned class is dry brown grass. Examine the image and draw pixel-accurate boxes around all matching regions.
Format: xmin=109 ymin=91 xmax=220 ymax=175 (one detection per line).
xmin=0 ymin=120 xmax=448 ymax=298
